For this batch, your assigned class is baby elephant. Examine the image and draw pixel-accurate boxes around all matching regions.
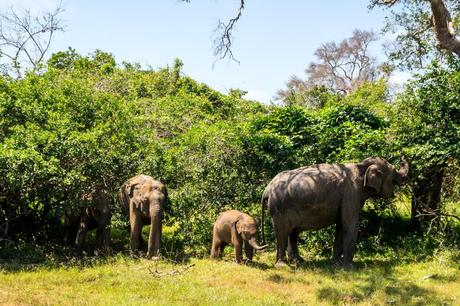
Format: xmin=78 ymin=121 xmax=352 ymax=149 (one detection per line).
xmin=211 ymin=210 xmax=268 ymax=263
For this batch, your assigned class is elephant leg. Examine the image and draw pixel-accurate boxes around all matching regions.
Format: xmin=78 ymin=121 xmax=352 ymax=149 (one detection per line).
xmin=129 ymin=214 xmax=142 ymax=255
xmin=231 ymin=227 xmax=243 ymax=263
xmin=288 ymin=229 xmax=304 ymax=263
xmin=75 ymin=219 xmax=88 ymax=255
xmin=95 ymin=225 xmax=104 ymax=251
xmin=333 ymin=222 xmax=344 ymax=266
xmin=342 ymin=214 xmax=359 ymax=270
xmin=244 ymin=241 xmax=253 ymax=262
xmin=95 ymin=223 xmax=110 ymax=255
xmin=103 ymin=225 xmax=111 ymax=255
xmin=147 ymin=214 xmax=162 ymax=259
xmin=65 ymin=221 xmax=78 ymax=246
xmin=210 ymin=237 xmax=222 ymax=259
xmin=273 ymin=220 xmax=288 ymax=267
xmin=234 ymin=241 xmax=243 ymax=263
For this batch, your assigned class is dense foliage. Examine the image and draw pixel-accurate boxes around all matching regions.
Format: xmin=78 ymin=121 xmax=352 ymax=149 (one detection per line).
xmin=391 ymin=58 xmax=460 ymax=220
xmin=0 ymin=49 xmax=458 ymax=259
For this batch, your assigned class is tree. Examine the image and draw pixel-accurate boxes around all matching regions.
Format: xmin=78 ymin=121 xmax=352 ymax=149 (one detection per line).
xmin=0 ymin=5 xmax=64 ymax=78
xmin=277 ymin=83 xmax=338 ymax=109
xmin=277 ymin=30 xmax=388 ymax=106
xmin=370 ymin=0 xmax=460 ymax=70
xmin=392 ymin=58 xmax=460 ymax=222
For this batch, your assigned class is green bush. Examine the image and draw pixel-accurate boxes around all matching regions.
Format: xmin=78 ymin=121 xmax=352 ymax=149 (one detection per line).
xmin=1 ymin=49 xmax=458 ymax=262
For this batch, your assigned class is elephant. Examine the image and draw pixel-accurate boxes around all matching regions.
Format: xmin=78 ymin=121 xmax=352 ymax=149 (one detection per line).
xmin=261 ymin=157 xmax=409 ymax=269
xmin=210 ymin=210 xmax=268 ymax=263
xmin=119 ymin=175 xmax=168 ymax=259
xmin=65 ymin=188 xmax=112 ymax=255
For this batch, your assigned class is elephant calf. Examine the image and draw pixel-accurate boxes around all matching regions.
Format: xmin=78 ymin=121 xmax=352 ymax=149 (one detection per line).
xmin=211 ymin=210 xmax=267 ymax=263
xmin=65 ymin=188 xmax=112 ymax=255
xmin=119 ymin=175 xmax=168 ymax=259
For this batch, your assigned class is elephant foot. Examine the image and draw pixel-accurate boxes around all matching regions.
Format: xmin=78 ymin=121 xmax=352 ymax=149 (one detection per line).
xmin=343 ymin=263 xmax=354 ymax=271
xmin=288 ymin=255 xmax=305 ymax=265
xmin=147 ymin=253 xmax=160 ymax=260
xmin=210 ymin=254 xmax=222 ymax=261
xmin=274 ymin=260 xmax=288 ymax=268
xmin=332 ymin=257 xmax=343 ymax=268
xmin=130 ymin=251 xmax=140 ymax=259
xmin=244 ymin=259 xmax=253 ymax=265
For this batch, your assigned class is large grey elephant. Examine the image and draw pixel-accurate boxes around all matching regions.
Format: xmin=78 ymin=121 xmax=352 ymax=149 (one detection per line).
xmin=261 ymin=157 xmax=409 ymax=269
xmin=210 ymin=210 xmax=268 ymax=263
xmin=119 ymin=175 xmax=168 ymax=259
xmin=65 ymin=188 xmax=112 ymax=255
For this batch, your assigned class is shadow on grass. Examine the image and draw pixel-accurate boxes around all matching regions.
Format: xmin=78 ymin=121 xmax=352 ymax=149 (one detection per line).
xmin=0 ymin=239 xmax=192 ymax=274
xmin=245 ymin=260 xmax=271 ymax=270
xmin=316 ymin=281 xmax=453 ymax=305
xmin=283 ymin=257 xmax=401 ymax=275
xmin=314 ymin=262 xmax=454 ymax=305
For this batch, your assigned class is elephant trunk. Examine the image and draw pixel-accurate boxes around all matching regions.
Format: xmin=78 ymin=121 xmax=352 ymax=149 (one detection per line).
xmin=248 ymin=237 xmax=268 ymax=251
xmin=396 ymin=156 xmax=410 ymax=184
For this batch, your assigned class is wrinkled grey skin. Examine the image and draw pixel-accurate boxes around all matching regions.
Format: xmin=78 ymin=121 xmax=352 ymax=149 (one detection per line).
xmin=262 ymin=157 xmax=409 ymax=269
xmin=65 ymin=188 xmax=112 ymax=255
xmin=210 ymin=210 xmax=268 ymax=263
xmin=119 ymin=175 xmax=167 ymax=259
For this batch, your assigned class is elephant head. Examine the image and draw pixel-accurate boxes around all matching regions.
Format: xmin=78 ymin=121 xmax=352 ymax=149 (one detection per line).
xmin=362 ymin=156 xmax=409 ymax=198
xmin=235 ymin=214 xmax=268 ymax=251
xmin=128 ymin=177 xmax=168 ymax=216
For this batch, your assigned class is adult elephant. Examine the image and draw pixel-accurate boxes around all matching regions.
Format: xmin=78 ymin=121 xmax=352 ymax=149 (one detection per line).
xmin=261 ymin=157 xmax=409 ymax=269
xmin=65 ymin=188 xmax=112 ymax=255
xmin=119 ymin=175 xmax=168 ymax=259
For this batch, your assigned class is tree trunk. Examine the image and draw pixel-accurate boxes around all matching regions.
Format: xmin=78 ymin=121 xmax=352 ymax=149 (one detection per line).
xmin=428 ymin=0 xmax=460 ymax=57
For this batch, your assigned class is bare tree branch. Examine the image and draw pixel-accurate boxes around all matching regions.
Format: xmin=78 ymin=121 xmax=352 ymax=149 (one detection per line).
xmin=213 ymin=0 xmax=245 ymax=63
xmin=0 ymin=4 xmax=64 ymax=78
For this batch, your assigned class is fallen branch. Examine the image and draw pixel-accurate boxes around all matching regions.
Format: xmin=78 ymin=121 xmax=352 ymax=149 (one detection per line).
xmin=147 ymin=259 xmax=195 ymax=277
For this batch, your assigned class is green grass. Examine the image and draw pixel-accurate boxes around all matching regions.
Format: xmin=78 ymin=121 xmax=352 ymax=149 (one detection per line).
xmin=1 ymin=250 xmax=459 ymax=305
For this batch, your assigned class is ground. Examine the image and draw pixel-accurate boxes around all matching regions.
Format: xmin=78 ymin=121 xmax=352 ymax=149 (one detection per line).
xmin=1 ymin=250 xmax=459 ymax=305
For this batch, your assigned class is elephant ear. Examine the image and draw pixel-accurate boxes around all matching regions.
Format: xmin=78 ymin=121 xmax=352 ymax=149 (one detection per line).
xmin=234 ymin=215 xmax=245 ymax=235
xmin=128 ymin=183 xmax=142 ymax=208
xmin=364 ymin=165 xmax=383 ymax=192
xmin=128 ymin=183 xmax=138 ymax=198
xmin=163 ymin=186 xmax=170 ymax=214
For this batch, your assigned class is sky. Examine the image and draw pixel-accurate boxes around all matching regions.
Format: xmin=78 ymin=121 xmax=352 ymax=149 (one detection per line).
xmin=1 ymin=0 xmax=394 ymax=103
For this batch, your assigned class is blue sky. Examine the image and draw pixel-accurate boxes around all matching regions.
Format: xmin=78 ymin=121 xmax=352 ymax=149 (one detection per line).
xmin=2 ymin=0 xmax=390 ymax=103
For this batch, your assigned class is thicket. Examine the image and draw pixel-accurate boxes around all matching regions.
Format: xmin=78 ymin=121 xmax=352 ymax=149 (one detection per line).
xmin=0 ymin=49 xmax=459 ymax=260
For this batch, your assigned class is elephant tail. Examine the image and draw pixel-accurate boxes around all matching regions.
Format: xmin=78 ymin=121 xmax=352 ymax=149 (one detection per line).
xmin=261 ymin=190 xmax=269 ymax=245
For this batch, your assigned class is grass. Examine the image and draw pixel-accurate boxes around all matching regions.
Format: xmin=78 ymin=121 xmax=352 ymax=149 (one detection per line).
xmin=1 ymin=249 xmax=459 ymax=305
xmin=2 ymin=200 xmax=459 ymax=305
